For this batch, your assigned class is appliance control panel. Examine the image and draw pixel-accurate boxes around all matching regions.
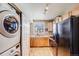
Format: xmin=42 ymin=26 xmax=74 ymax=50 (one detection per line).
xmin=0 ymin=43 xmax=20 ymax=56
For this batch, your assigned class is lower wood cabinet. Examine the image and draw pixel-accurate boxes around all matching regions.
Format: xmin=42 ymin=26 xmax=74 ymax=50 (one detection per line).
xmin=30 ymin=37 xmax=49 ymax=47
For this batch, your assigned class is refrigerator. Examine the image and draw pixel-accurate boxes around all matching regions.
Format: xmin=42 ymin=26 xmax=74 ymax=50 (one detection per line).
xmin=60 ymin=16 xmax=79 ymax=56
xmin=52 ymin=16 xmax=79 ymax=56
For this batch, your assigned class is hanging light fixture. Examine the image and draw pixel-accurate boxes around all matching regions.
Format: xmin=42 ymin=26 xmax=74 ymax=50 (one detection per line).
xmin=44 ymin=4 xmax=49 ymax=15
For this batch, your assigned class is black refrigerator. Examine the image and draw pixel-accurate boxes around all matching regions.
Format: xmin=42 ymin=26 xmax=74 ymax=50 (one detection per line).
xmin=61 ymin=16 xmax=79 ymax=56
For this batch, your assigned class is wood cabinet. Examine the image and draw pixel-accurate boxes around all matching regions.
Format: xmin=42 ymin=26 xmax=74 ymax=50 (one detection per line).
xmin=30 ymin=37 xmax=49 ymax=47
xmin=48 ymin=21 xmax=53 ymax=32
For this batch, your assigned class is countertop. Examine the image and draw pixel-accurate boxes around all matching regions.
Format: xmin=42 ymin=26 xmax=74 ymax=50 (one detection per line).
xmin=30 ymin=35 xmax=54 ymax=37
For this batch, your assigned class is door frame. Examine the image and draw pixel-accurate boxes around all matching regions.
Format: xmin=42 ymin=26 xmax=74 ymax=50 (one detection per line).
xmin=8 ymin=3 xmax=22 ymax=56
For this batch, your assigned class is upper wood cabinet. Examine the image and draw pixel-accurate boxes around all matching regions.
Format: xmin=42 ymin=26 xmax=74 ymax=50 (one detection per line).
xmin=48 ymin=21 xmax=53 ymax=32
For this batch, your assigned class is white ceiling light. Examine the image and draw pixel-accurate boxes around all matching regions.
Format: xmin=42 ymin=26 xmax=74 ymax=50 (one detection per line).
xmin=44 ymin=4 xmax=49 ymax=15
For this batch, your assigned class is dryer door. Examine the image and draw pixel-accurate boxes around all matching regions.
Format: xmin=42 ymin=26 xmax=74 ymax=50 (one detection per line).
xmin=0 ymin=10 xmax=20 ymax=38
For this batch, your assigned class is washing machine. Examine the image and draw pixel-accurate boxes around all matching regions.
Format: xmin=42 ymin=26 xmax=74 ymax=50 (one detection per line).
xmin=0 ymin=43 xmax=20 ymax=56
xmin=0 ymin=4 xmax=20 ymax=55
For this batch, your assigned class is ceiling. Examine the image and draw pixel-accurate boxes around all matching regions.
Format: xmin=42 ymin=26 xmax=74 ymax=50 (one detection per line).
xmin=15 ymin=3 xmax=78 ymax=20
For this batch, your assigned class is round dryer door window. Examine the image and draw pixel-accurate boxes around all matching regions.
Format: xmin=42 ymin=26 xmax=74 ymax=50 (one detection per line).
xmin=4 ymin=16 xmax=18 ymax=33
xmin=0 ymin=10 xmax=20 ymax=38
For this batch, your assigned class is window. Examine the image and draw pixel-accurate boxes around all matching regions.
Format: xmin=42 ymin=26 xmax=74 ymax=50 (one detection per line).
xmin=4 ymin=16 xmax=19 ymax=33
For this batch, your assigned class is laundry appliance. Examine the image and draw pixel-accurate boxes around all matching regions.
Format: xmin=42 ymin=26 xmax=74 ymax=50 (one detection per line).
xmin=0 ymin=3 xmax=20 ymax=56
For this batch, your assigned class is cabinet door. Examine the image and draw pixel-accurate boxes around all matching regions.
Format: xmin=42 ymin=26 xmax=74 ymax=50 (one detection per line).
xmin=48 ymin=22 xmax=53 ymax=31
xmin=30 ymin=37 xmax=49 ymax=47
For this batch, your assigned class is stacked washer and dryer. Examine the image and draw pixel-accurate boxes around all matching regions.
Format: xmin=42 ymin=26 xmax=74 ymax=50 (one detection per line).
xmin=0 ymin=3 xmax=20 ymax=56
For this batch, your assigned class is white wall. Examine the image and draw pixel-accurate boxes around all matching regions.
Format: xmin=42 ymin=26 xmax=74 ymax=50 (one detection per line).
xmin=22 ymin=15 xmax=30 ymax=56
xmin=15 ymin=4 xmax=31 ymax=56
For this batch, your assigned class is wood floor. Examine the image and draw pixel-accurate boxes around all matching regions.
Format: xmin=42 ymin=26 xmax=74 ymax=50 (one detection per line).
xmin=29 ymin=47 xmax=53 ymax=56
xmin=29 ymin=47 xmax=70 ymax=56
